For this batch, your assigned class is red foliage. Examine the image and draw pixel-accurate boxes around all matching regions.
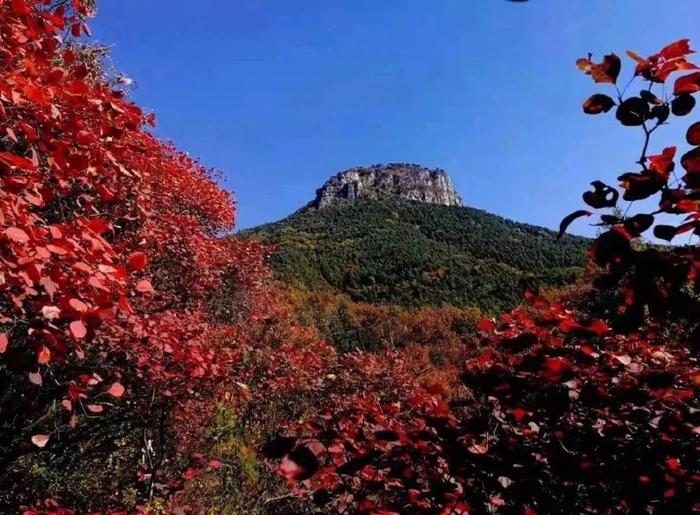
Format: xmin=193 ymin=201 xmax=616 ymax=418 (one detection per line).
xmin=265 ymin=295 xmax=699 ymax=513
xmin=3 ymin=3 xmax=697 ymax=512
xmin=0 ymin=1 xmax=275 ymax=511
xmin=562 ymin=40 xmax=700 ymax=332
xmin=1 ymin=0 xmax=230 ymax=393
xmin=264 ymin=40 xmax=700 ymax=514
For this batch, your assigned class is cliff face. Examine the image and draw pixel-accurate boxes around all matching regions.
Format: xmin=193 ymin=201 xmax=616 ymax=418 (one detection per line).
xmin=313 ymin=163 xmax=464 ymax=208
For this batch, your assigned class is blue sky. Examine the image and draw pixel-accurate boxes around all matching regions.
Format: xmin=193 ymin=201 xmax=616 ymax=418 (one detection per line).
xmin=91 ymin=1 xmax=699 ymax=233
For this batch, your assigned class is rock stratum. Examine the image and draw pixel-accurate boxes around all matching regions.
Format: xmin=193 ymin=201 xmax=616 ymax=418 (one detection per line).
xmin=313 ymin=163 xmax=464 ymax=208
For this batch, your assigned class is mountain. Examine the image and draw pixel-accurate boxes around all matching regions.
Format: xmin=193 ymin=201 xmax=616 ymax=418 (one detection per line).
xmin=242 ymin=164 xmax=590 ymax=313
xmin=313 ymin=163 xmax=463 ymax=208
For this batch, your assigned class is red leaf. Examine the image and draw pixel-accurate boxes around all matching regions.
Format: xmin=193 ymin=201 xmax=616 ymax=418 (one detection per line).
xmin=11 ymin=0 xmax=30 ymax=16
xmin=46 ymin=244 xmax=69 ymax=255
xmin=107 ymin=382 xmax=125 ymax=398
xmin=490 ymin=496 xmax=505 ymax=507
xmin=648 ymin=147 xmax=676 ymax=177
xmin=95 ymin=184 xmax=116 ymax=202
xmin=0 ymin=334 xmax=7 ymax=353
xmin=279 ymin=455 xmax=302 ymax=479
xmin=426 ymin=381 xmax=447 ymax=395
xmin=0 ymin=151 xmax=36 ymax=170
xmin=674 ymin=72 xmax=700 ymax=95
xmin=681 ymin=146 xmax=700 ymax=174
xmin=135 ymin=279 xmax=154 ymax=293
xmin=86 ymin=404 xmax=103 ymax=413
xmin=85 ymin=218 xmax=110 ymax=234
xmin=559 ymin=318 xmax=609 ymax=336
xmin=666 ymin=458 xmax=681 ymax=472
xmin=660 ymin=39 xmax=694 ymax=60
xmin=544 ymin=357 xmax=570 ymax=376
xmin=587 ymin=319 xmax=610 ymax=336
xmin=468 ymin=442 xmax=489 ymax=455
xmin=69 ymin=298 xmax=89 ymax=313
xmin=630 ymin=41 xmax=698 ymax=82
xmin=72 ymin=0 xmax=86 ymax=14
xmin=6 ymin=227 xmax=30 ymax=243
xmin=582 ymin=94 xmax=615 ymax=114
xmin=127 ymin=251 xmax=148 ymax=271
xmin=687 ymin=122 xmax=700 ymax=146
xmin=182 ymin=468 xmax=199 ymax=480
xmin=558 ymin=210 xmax=592 ymax=239
xmin=477 ymin=319 xmax=495 ymax=332
xmin=118 ymin=296 xmax=134 ymax=315
xmin=69 ymin=320 xmax=87 ymax=339
xmin=513 ymin=408 xmax=527 ymax=423
xmin=68 ymin=384 xmax=83 ymax=400
xmin=31 ymin=434 xmax=50 ymax=448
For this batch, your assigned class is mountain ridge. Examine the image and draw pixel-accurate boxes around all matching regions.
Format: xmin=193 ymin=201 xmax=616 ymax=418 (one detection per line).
xmin=243 ymin=170 xmax=590 ymax=312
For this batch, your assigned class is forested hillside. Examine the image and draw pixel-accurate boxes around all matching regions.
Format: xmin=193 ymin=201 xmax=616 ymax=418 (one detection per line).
xmin=244 ymin=195 xmax=589 ymax=312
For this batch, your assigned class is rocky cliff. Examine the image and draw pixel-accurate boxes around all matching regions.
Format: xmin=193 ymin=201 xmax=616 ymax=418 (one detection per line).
xmin=312 ymin=163 xmax=464 ymax=208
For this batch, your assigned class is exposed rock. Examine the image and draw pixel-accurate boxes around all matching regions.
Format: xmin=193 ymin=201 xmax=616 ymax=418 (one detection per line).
xmin=312 ymin=163 xmax=464 ymax=208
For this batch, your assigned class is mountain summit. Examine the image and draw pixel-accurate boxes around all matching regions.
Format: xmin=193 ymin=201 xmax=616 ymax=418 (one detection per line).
xmin=244 ymin=166 xmax=589 ymax=312
xmin=313 ymin=163 xmax=464 ymax=208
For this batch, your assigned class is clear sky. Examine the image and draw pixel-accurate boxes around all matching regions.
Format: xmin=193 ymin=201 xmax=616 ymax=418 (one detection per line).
xmin=91 ymin=1 xmax=699 ymax=234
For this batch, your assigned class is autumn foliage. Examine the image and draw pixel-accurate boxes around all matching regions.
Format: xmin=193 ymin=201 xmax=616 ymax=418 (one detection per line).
xmin=1 ymin=1 xmax=698 ymax=513
xmin=263 ymin=41 xmax=700 ymax=513
xmin=566 ymin=39 xmax=700 ymax=332
xmin=265 ymin=295 xmax=698 ymax=513
xmin=0 ymin=0 xmax=282 ymax=511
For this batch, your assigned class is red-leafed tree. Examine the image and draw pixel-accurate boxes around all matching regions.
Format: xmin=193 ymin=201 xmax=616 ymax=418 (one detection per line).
xmin=564 ymin=40 xmax=700 ymax=334
xmin=0 ymin=1 xmax=283 ymax=511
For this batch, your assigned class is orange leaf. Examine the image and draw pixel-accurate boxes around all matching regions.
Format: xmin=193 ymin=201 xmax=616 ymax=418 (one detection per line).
xmin=576 ymin=53 xmax=621 ymax=84
xmin=37 ymin=345 xmax=51 ymax=364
